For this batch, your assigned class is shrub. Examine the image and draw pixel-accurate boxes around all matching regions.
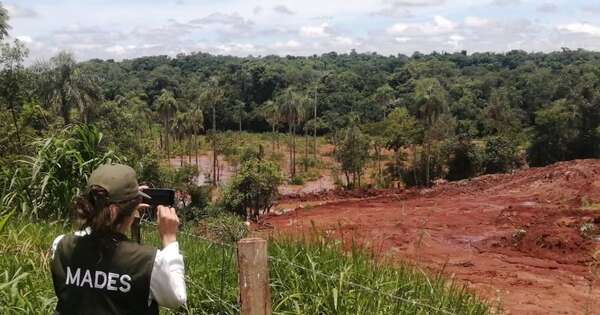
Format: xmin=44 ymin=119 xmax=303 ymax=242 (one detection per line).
xmin=398 ymin=147 xmax=447 ymax=187
xmin=135 ymin=152 xmax=162 ymax=185
xmin=446 ymin=138 xmax=483 ymax=181
xmin=196 ymin=212 xmax=249 ymax=243
xmin=289 ymin=176 xmax=304 ymax=185
xmin=221 ymin=158 xmax=282 ymax=220
xmin=157 ymin=163 xmax=198 ymax=189
xmin=483 ymin=136 xmax=522 ymax=174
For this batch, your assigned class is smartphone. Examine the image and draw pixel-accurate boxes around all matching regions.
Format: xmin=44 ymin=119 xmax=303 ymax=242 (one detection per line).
xmin=142 ymin=188 xmax=176 ymax=207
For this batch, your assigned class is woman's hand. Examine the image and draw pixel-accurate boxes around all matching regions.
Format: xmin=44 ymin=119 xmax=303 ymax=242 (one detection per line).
xmin=157 ymin=205 xmax=180 ymax=248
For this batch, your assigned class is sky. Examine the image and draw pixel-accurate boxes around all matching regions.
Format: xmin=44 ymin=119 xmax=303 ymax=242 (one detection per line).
xmin=5 ymin=0 xmax=600 ymax=62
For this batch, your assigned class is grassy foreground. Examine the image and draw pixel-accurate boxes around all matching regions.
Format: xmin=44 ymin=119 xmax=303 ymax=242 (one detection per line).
xmin=0 ymin=220 xmax=492 ymax=314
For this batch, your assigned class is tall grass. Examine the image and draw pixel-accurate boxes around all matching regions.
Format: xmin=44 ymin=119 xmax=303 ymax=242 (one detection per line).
xmin=1 ymin=220 xmax=492 ymax=315
xmin=1 ymin=125 xmax=121 ymax=219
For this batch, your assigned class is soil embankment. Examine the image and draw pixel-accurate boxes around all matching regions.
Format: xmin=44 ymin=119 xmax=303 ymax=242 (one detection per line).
xmin=264 ymin=159 xmax=600 ymax=314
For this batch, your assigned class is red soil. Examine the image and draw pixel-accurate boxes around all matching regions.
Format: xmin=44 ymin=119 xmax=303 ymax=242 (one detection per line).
xmin=264 ymin=159 xmax=600 ymax=314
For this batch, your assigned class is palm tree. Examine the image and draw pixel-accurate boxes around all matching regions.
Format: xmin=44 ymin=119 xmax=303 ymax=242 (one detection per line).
xmin=279 ymin=88 xmax=309 ymax=179
xmin=156 ymin=89 xmax=177 ymax=159
xmin=171 ymin=112 xmax=188 ymax=166
xmin=0 ymin=38 xmax=28 ymax=147
xmin=260 ymin=100 xmax=280 ymax=152
xmin=189 ymin=108 xmax=204 ymax=166
xmin=201 ymin=77 xmax=224 ymax=185
xmin=38 ymin=52 xmax=103 ymax=125
xmin=414 ymin=78 xmax=449 ymax=186
xmin=0 ymin=4 xmax=10 ymax=40
xmin=232 ymin=100 xmax=247 ymax=132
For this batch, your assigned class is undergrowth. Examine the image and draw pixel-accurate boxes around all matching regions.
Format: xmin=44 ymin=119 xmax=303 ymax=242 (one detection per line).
xmin=0 ymin=220 xmax=492 ymax=315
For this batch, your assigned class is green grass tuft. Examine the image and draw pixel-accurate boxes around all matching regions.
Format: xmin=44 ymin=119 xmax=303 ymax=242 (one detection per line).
xmin=1 ymin=220 xmax=492 ymax=314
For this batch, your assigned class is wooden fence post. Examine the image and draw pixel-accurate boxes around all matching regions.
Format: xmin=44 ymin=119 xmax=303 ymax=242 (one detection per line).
xmin=237 ymin=237 xmax=271 ymax=315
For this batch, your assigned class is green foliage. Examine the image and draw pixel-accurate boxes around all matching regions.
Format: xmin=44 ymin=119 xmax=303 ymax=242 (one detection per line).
xmin=221 ymin=158 xmax=282 ymax=220
xmin=197 ymin=212 xmax=249 ymax=244
xmin=483 ymin=136 xmax=522 ymax=174
xmin=1 ymin=125 xmax=121 ymax=219
xmin=382 ymin=107 xmax=421 ymax=152
xmin=528 ymin=98 xmax=600 ymax=166
xmin=135 ymin=152 xmax=162 ymax=185
xmin=156 ymin=163 xmax=199 ymax=192
xmin=0 ymin=222 xmax=65 ymax=314
xmin=335 ymin=125 xmax=371 ymax=189
xmin=0 ymin=209 xmax=14 ymax=233
xmin=37 ymin=51 xmax=103 ymax=124
xmin=398 ymin=144 xmax=448 ymax=187
xmin=288 ymin=176 xmax=305 ymax=185
xmin=446 ymin=138 xmax=484 ymax=181
xmin=1 ymin=220 xmax=492 ymax=315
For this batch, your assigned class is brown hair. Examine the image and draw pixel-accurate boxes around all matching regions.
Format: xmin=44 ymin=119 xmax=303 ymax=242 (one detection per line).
xmin=74 ymin=185 xmax=141 ymax=251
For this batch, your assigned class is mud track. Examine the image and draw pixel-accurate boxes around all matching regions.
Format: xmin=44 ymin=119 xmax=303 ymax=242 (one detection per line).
xmin=264 ymin=159 xmax=600 ymax=314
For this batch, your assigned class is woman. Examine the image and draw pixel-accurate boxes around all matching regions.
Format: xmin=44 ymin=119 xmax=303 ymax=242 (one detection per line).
xmin=50 ymin=164 xmax=187 ymax=315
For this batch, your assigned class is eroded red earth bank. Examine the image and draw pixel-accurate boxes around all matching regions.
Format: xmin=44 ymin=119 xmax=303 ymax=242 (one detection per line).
xmin=264 ymin=159 xmax=600 ymax=314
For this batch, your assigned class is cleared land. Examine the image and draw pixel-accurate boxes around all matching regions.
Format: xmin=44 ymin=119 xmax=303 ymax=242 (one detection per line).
xmin=265 ymin=159 xmax=600 ymax=314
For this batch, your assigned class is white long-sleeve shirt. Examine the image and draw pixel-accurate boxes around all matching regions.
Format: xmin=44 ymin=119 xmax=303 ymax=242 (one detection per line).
xmin=51 ymin=229 xmax=187 ymax=309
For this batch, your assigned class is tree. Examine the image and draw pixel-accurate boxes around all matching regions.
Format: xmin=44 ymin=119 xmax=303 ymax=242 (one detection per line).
xmin=37 ymin=52 xmax=103 ymax=124
xmin=527 ymin=99 xmax=579 ymax=166
xmin=189 ymin=108 xmax=204 ymax=166
xmin=484 ymin=135 xmax=521 ymax=173
xmin=200 ymin=77 xmax=225 ymax=185
xmin=335 ymin=124 xmax=370 ymax=189
xmin=482 ymin=88 xmax=522 ymax=136
xmin=373 ymin=84 xmax=396 ymax=120
xmin=0 ymin=40 xmax=29 ymax=146
xmin=414 ymin=78 xmax=449 ymax=185
xmin=155 ymin=89 xmax=177 ymax=159
xmin=259 ymin=100 xmax=280 ymax=152
xmin=278 ymin=88 xmax=309 ymax=179
xmin=446 ymin=137 xmax=483 ymax=181
xmin=382 ymin=107 xmax=420 ymax=183
xmin=171 ymin=111 xmax=189 ymax=166
xmin=0 ymin=4 xmax=10 ymax=40
xmin=221 ymin=157 xmax=282 ymax=221
xmin=232 ymin=100 xmax=247 ymax=132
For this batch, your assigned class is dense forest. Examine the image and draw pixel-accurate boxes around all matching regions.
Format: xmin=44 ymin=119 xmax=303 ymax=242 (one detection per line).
xmin=2 ymin=9 xmax=600 ymax=197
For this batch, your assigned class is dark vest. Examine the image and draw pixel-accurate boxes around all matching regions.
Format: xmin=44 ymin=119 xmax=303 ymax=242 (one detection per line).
xmin=51 ymin=233 xmax=159 ymax=315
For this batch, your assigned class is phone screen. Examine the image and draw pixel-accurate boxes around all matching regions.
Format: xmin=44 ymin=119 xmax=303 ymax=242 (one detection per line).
xmin=142 ymin=188 xmax=176 ymax=207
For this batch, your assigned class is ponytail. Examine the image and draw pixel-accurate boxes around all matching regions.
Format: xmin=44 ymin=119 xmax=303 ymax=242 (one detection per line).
xmin=74 ymin=186 xmax=141 ymax=252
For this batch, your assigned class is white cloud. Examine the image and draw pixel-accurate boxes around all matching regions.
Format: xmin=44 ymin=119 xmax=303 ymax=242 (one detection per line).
xmin=464 ymin=16 xmax=490 ymax=28
xmin=388 ymin=0 xmax=445 ymax=7
xmin=215 ymin=42 xmax=256 ymax=54
xmin=395 ymin=36 xmax=411 ymax=42
xmin=16 ymin=35 xmax=33 ymax=43
xmin=558 ymin=23 xmax=600 ymax=37
xmin=387 ymin=15 xmax=456 ymax=35
xmin=490 ymin=0 xmax=521 ymax=6
xmin=274 ymin=40 xmax=301 ymax=48
xmin=5 ymin=4 xmax=38 ymax=18
xmin=387 ymin=23 xmax=409 ymax=34
xmin=448 ymin=34 xmax=465 ymax=47
xmin=273 ymin=5 xmax=294 ymax=15
xmin=335 ymin=36 xmax=356 ymax=45
xmin=300 ymin=23 xmax=330 ymax=38
xmin=105 ymin=45 xmax=127 ymax=55
xmin=537 ymin=3 xmax=558 ymax=13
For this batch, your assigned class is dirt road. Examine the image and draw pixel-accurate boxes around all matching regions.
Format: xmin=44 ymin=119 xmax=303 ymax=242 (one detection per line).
xmin=265 ymin=160 xmax=600 ymax=314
